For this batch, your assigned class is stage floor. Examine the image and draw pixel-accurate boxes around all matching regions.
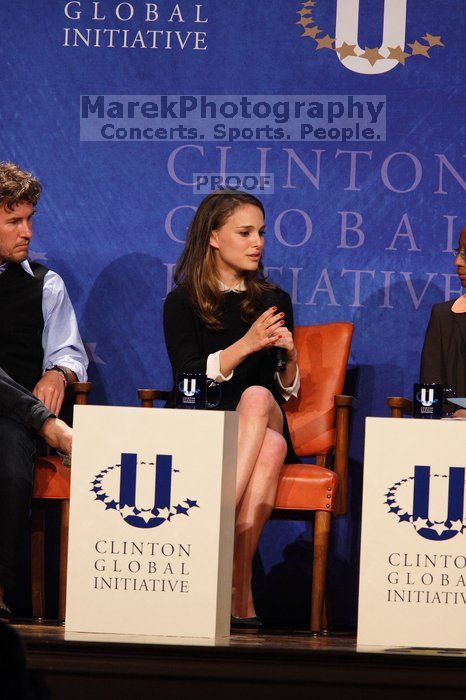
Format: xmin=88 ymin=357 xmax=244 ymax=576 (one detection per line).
xmin=12 ymin=621 xmax=466 ymax=700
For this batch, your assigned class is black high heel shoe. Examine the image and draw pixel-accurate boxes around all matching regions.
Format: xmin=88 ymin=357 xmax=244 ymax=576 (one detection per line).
xmin=0 ymin=603 xmax=11 ymax=622
xmin=230 ymin=615 xmax=262 ymax=630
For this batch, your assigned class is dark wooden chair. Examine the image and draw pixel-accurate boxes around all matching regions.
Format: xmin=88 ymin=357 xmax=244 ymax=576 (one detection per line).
xmin=31 ymin=382 xmax=92 ymax=622
xmin=137 ymin=322 xmax=354 ymax=633
xmin=387 ymin=397 xmax=413 ymax=418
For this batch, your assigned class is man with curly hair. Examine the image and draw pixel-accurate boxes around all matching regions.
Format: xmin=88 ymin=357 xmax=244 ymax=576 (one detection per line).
xmin=0 ymin=162 xmax=88 ymax=620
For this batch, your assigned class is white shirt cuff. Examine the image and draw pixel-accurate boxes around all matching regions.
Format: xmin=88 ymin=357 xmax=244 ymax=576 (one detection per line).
xmin=206 ymin=351 xmax=234 ymax=383
xmin=275 ymin=365 xmax=300 ymax=401
xmin=43 ymin=357 xmax=87 ymax=383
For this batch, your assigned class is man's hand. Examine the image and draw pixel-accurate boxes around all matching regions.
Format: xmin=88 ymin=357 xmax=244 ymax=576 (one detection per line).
xmin=33 ymin=371 xmax=66 ymax=415
xmin=453 ymin=409 xmax=466 ymax=419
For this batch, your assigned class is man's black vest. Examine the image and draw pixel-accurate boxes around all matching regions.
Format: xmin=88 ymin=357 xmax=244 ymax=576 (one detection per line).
xmin=0 ymin=262 xmax=48 ymax=391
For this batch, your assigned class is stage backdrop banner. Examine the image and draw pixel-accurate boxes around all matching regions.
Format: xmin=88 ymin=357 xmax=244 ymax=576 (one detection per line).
xmin=65 ymin=406 xmax=238 ymax=638
xmin=0 ymin=0 xmax=464 ymax=625
xmin=358 ymin=418 xmax=466 ymax=649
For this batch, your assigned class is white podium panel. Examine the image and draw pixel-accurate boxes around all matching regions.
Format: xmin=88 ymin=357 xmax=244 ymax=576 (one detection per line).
xmin=358 ymin=418 xmax=466 ymax=649
xmin=65 ymin=406 xmax=238 ymax=639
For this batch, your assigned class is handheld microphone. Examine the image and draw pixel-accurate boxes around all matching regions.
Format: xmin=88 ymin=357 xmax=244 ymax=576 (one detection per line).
xmin=262 ymin=290 xmax=287 ymax=373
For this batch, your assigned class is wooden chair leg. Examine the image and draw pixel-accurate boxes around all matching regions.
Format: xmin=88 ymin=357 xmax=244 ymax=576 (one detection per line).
xmin=310 ymin=510 xmax=331 ymax=633
xmin=30 ymin=504 xmax=45 ymax=621
xmin=58 ymin=500 xmax=70 ymax=623
xmin=322 ymin=596 xmax=329 ymax=631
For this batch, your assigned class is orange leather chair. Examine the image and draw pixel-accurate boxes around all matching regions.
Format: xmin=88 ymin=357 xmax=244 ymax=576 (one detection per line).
xmin=30 ymin=382 xmax=91 ymax=622
xmin=273 ymin=323 xmax=354 ymax=632
xmin=138 ymin=322 xmax=354 ymax=633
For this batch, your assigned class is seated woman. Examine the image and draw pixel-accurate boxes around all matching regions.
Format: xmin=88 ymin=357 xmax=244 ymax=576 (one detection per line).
xmin=163 ymin=191 xmax=299 ymax=627
xmin=420 ymin=226 xmax=466 ymax=416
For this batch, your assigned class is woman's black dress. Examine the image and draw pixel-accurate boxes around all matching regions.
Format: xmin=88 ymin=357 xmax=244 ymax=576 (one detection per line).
xmin=163 ymin=284 xmax=298 ymax=461
xmin=420 ymin=300 xmax=466 ymax=397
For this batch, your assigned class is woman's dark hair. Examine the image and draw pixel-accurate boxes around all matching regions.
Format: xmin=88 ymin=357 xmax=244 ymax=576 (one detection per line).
xmin=174 ymin=190 xmax=275 ymax=329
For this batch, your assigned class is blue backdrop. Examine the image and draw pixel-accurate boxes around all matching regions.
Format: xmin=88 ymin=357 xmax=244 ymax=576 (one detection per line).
xmin=1 ymin=0 xmax=464 ymax=625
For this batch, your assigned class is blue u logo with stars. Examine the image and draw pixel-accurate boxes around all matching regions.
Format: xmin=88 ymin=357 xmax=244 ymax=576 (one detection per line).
xmin=385 ymin=466 xmax=466 ymax=541
xmin=90 ymin=453 xmax=199 ymax=528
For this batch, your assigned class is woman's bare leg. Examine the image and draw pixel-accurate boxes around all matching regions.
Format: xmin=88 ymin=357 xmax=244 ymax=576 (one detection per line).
xmin=235 ymin=386 xmax=283 ymax=505
xmin=232 ymin=387 xmax=287 ymax=618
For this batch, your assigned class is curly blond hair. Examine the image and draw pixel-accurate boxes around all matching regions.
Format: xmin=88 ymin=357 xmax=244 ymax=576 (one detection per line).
xmin=0 ymin=162 xmax=42 ymax=210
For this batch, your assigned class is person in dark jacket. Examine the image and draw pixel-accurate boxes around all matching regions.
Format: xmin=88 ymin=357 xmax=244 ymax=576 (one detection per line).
xmin=421 ymin=226 xmax=466 ymax=416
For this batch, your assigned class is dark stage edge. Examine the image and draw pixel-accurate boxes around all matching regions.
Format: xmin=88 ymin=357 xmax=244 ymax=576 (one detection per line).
xmin=13 ymin=621 xmax=466 ymax=700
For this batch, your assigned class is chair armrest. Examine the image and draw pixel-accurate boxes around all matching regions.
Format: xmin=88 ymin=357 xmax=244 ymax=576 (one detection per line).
xmin=69 ymin=382 xmax=92 ymax=405
xmin=138 ymin=388 xmax=170 ymax=408
xmin=387 ymin=396 xmax=413 ymax=418
xmin=334 ymin=395 xmax=354 ymax=408
xmin=333 ymin=395 xmax=355 ymax=517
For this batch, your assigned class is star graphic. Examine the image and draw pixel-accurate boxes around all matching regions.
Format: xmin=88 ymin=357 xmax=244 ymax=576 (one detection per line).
xmin=297 ymin=8 xmax=312 ymax=16
xmin=430 ymin=522 xmax=446 ymax=535
xmin=302 ymin=25 xmax=321 ymax=39
xmin=302 ymin=0 xmax=316 ymax=6
xmin=450 ymin=519 xmax=463 ymax=531
xmin=105 ymin=500 xmax=118 ymax=510
xmin=385 ymin=498 xmax=395 ymax=505
xmin=84 ymin=342 xmax=106 ymax=365
xmin=91 ymin=485 xmax=102 ymax=493
xmin=413 ymin=517 xmax=428 ymax=529
xmin=361 ymin=46 xmax=384 ymax=65
xmin=139 ymin=510 xmax=155 ymax=523
xmin=315 ymin=34 xmax=335 ymax=50
xmin=336 ymin=42 xmax=356 ymax=59
xmin=423 ymin=33 xmax=444 ymax=47
xmin=387 ymin=45 xmax=410 ymax=65
xmin=175 ymin=504 xmax=189 ymax=515
xmin=408 ymin=40 xmax=431 ymax=58
xmin=91 ymin=478 xmax=101 ymax=486
xmin=398 ymin=512 xmax=411 ymax=523
xmin=296 ymin=17 xmax=313 ymax=28
xmin=118 ymin=504 xmax=135 ymax=518
xmin=95 ymin=492 xmax=107 ymax=502
xmin=389 ymin=506 xmax=401 ymax=514
xmin=157 ymin=507 xmax=171 ymax=519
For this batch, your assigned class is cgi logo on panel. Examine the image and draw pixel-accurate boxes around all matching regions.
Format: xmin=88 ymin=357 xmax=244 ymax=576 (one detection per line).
xmin=91 ymin=453 xmax=199 ymax=529
xmin=385 ymin=466 xmax=466 ymax=541
xmin=296 ymin=0 xmax=445 ymax=74
xmin=417 ymin=387 xmax=437 ymax=408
